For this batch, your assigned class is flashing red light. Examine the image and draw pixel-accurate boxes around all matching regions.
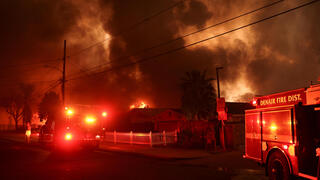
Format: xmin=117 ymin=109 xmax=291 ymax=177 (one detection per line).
xmin=283 ymin=145 xmax=288 ymax=150
xmin=65 ymin=133 xmax=72 ymax=141
xmin=66 ymin=109 xmax=73 ymax=116
xmin=96 ymin=135 xmax=101 ymax=139
xmin=85 ymin=116 xmax=96 ymax=124
xmin=252 ymin=99 xmax=257 ymax=106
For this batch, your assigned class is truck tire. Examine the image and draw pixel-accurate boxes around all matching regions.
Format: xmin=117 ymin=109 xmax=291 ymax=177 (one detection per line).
xmin=267 ymin=151 xmax=291 ymax=180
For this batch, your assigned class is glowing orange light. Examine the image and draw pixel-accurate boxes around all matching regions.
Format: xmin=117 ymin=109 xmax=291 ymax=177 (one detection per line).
xmin=270 ymin=124 xmax=277 ymax=131
xmin=95 ymin=135 xmax=100 ymax=139
xmin=130 ymin=105 xmax=135 ymax=109
xmin=85 ymin=116 xmax=96 ymax=124
xmin=102 ymin=112 xmax=107 ymax=117
xmin=65 ymin=133 xmax=72 ymax=141
xmin=66 ymin=109 xmax=73 ymax=116
xmin=65 ymin=107 xmax=68 ymax=110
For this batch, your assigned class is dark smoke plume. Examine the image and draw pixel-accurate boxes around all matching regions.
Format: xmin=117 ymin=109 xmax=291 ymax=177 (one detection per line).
xmin=0 ymin=0 xmax=319 ymax=111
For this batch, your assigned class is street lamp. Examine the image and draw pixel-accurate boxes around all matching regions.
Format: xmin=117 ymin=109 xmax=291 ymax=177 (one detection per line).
xmin=216 ymin=67 xmax=223 ymax=98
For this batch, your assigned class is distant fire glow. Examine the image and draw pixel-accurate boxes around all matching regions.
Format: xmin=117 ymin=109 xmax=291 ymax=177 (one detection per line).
xmin=130 ymin=101 xmax=149 ymax=109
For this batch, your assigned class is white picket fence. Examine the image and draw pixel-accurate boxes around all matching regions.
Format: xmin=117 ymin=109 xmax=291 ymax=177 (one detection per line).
xmin=103 ymin=130 xmax=177 ymax=146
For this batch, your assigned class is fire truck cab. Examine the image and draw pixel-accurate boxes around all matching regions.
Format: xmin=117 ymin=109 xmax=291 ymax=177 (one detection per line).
xmin=244 ymin=87 xmax=320 ymax=180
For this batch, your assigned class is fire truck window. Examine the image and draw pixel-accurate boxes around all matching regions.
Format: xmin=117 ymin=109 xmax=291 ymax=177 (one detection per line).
xmin=262 ymin=110 xmax=292 ymax=142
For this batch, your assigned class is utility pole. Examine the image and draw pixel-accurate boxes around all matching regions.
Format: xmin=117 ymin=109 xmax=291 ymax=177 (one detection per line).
xmin=62 ymin=40 xmax=66 ymax=107
xmin=216 ymin=67 xmax=223 ymax=98
xmin=216 ymin=66 xmax=225 ymax=150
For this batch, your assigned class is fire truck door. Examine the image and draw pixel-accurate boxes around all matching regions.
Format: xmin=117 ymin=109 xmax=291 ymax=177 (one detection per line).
xmin=245 ymin=112 xmax=262 ymax=160
xmin=296 ymin=105 xmax=319 ymax=177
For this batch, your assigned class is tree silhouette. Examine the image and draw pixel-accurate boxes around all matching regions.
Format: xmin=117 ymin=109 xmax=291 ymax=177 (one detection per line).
xmin=181 ymin=70 xmax=216 ymax=120
xmin=20 ymin=84 xmax=35 ymax=128
xmin=0 ymin=83 xmax=35 ymax=130
xmin=1 ymin=95 xmax=24 ymax=130
xmin=38 ymin=91 xmax=61 ymax=123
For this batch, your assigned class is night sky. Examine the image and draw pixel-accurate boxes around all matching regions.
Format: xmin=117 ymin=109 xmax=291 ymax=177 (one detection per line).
xmin=0 ymin=0 xmax=319 ymax=111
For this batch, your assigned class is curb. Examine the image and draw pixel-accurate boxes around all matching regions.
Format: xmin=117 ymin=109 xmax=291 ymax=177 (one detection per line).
xmin=96 ymin=146 xmax=206 ymax=161
xmin=97 ymin=143 xmax=209 ymax=160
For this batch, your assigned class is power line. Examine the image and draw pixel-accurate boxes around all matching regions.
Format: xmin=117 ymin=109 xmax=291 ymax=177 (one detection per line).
xmin=69 ymin=0 xmax=186 ymax=57
xmin=68 ymin=0 xmax=319 ymax=81
xmin=67 ymin=0 xmax=284 ymax=79
xmin=38 ymin=79 xmax=62 ymax=95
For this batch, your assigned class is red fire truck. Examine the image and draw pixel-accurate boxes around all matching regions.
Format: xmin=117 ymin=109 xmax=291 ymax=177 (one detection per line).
xmin=39 ymin=104 xmax=108 ymax=150
xmin=244 ymin=86 xmax=320 ymax=180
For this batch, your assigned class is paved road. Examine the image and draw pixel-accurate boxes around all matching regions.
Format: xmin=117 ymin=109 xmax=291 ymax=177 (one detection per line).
xmin=0 ymin=138 xmax=266 ymax=180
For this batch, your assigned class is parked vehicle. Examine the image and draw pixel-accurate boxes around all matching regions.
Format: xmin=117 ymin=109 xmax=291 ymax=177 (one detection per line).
xmin=244 ymin=87 xmax=320 ymax=180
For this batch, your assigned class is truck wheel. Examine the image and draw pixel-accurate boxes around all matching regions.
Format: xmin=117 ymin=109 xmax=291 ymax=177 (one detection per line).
xmin=267 ymin=151 xmax=291 ymax=180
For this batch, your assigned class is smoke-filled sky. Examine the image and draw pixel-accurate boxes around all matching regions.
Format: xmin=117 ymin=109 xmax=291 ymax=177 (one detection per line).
xmin=0 ymin=0 xmax=319 ymax=110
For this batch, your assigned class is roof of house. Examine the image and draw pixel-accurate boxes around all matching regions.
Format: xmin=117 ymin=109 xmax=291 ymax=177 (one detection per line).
xmin=129 ymin=108 xmax=183 ymax=116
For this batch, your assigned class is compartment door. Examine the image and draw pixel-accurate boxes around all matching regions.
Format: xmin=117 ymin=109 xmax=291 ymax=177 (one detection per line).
xmin=245 ymin=112 xmax=262 ymax=160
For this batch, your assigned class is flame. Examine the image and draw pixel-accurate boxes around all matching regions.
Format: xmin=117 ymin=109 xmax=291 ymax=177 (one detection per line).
xmin=130 ymin=101 xmax=149 ymax=109
xmin=139 ymin=102 xmax=147 ymax=108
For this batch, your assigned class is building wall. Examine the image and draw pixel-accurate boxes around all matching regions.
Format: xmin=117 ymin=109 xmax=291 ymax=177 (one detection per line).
xmin=154 ymin=110 xmax=186 ymax=132
xmin=225 ymin=114 xmax=245 ymax=151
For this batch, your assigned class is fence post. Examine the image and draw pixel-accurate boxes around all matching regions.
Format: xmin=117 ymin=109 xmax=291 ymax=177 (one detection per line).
xmin=149 ymin=131 xmax=153 ymax=147
xmin=174 ymin=130 xmax=178 ymax=143
xmin=130 ymin=131 xmax=133 ymax=145
xmin=163 ymin=130 xmax=166 ymax=146
xmin=114 ymin=130 xmax=117 ymax=144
